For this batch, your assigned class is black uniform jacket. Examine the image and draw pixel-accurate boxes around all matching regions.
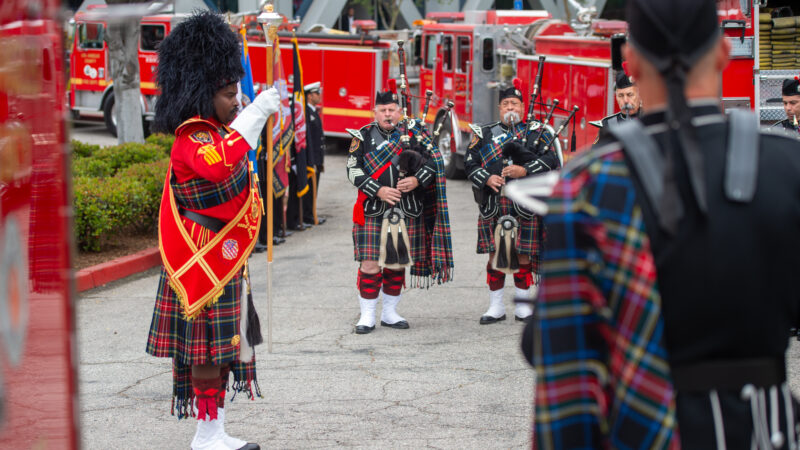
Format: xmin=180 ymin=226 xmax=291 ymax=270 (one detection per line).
xmin=306 ymin=104 xmax=325 ymax=167
xmin=346 ymin=122 xmax=437 ymax=218
xmin=464 ymin=121 xmax=560 ymax=219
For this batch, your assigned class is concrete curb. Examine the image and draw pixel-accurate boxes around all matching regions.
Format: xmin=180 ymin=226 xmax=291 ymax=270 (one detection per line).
xmin=76 ymin=247 xmax=160 ymax=292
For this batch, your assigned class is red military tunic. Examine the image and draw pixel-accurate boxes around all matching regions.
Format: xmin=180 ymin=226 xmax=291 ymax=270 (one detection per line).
xmin=172 ymin=116 xmax=252 ymax=222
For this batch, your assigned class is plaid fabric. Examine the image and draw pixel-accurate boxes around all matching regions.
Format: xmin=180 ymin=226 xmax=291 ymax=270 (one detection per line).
xmin=408 ymin=122 xmax=454 ymax=287
xmin=171 ymin=158 xmax=248 ymax=210
xmin=476 ymin=196 xmax=543 ymax=271
xmin=147 ymin=216 xmax=259 ymax=419
xmin=477 ymin=122 xmax=526 ymax=167
xmin=531 ymin=148 xmax=677 ymax=449
xmin=352 ymin=214 xmax=424 ymax=263
xmin=362 ymin=129 xmax=402 ymax=175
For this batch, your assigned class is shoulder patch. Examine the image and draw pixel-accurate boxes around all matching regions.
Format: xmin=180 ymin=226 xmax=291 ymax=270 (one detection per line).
xmin=189 ymin=130 xmax=213 ymax=144
xmin=468 ymin=123 xmax=483 ymax=139
xmin=469 ymin=133 xmax=480 ymax=147
xmin=346 ymin=128 xmax=364 ymax=141
xmin=349 ymin=139 xmax=360 ymax=153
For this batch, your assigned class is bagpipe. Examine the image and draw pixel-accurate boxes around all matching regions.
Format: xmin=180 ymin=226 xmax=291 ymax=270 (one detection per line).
xmin=378 ymin=41 xmax=455 ymax=270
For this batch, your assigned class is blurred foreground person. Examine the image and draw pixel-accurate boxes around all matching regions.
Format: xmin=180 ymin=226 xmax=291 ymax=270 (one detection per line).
xmin=520 ymin=0 xmax=800 ymax=448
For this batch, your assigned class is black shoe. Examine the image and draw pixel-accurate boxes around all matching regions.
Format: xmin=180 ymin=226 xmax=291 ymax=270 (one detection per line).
xmin=355 ymin=325 xmax=375 ymax=334
xmin=235 ymin=444 xmax=260 ymax=450
xmin=380 ymin=320 xmax=409 ymax=329
xmin=253 ymin=243 xmax=267 ymax=253
xmin=479 ymin=314 xmax=506 ymax=325
xmin=302 ymin=222 xmax=314 ymax=229
xmin=515 ymin=315 xmax=533 ymax=324
xmin=273 ymin=236 xmax=285 ymax=245
xmin=290 ymin=223 xmax=307 ymax=231
xmin=316 ymin=217 xmax=327 ymax=225
xmin=277 ymin=229 xmax=293 ymax=238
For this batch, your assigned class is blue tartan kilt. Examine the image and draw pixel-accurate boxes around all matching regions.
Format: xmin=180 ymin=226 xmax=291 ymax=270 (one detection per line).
xmin=146 ymin=267 xmax=245 ymax=366
xmin=477 ymin=196 xmax=542 ymax=257
xmin=353 ymin=213 xmax=424 ymax=262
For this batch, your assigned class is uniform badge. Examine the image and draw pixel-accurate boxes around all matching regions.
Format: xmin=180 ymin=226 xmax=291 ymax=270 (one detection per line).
xmin=198 ymin=144 xmax=221 ymax=165
xmin=221 ymin=239 xmax=239 ymax=260
xmin=189 ymin=130 xmax=213 ymax=144
xmin=469 ymin=133 xmax=480 ymax=147
xmin=346 ymin=155 xmax=357 ymax=167
xmin=349 ymin=139 xmax=360 ymax=153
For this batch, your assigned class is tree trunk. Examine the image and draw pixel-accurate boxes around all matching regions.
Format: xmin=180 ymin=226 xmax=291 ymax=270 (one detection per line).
xmin=106 ymin=19 xmax=144 ymax=144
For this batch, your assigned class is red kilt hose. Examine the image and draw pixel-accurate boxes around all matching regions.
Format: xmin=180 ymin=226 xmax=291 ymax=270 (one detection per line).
xmin=476 ymin=196 xmax=544 ymax=271
xmin=352 ymin=214 xmax=425 ymax=262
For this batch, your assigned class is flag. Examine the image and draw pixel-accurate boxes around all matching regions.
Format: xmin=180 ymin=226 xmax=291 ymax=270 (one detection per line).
xmin=291 ymin=35 xmax=309 ymax=198
xmin=239 ymin=25 xmax=255 ymax=103
xmin=271 ymin=35 xmax=292 ymax=198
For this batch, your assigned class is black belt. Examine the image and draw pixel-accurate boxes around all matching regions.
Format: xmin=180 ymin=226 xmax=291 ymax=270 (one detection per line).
xmin=178 ymin=208 xmax=226 ymax=233
xmin=672 ymin=358 xmax=785 ymax=392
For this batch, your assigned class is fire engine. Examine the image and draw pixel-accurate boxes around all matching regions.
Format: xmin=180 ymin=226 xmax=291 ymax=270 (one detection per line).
xmin=412 ymin=0 xmax=795 ymax=178
xmin=69 ymin=3 xmax=412 ymax=139
xmin=0 ymin=0 xmax=78 ymax=448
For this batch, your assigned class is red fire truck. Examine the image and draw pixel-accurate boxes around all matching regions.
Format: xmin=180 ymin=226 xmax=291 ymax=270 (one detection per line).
xmin=413 ymin=1 xmax=792 ymax=177
xmin=0 ymin=0 xmax=79 ymax=448
xmin=69 ymin=5 xmax=182 ymax=136
xmin=69 ymin=5 xmax=409 ymax=139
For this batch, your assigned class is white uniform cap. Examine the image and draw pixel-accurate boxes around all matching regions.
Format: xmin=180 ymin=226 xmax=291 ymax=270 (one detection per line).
xmin=304 ymin=81 xmax=321 ymax=93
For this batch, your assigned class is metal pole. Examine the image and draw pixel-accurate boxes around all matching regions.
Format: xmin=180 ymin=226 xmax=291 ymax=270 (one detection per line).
xmin=259 ymin=4 xmax=282 ymax=354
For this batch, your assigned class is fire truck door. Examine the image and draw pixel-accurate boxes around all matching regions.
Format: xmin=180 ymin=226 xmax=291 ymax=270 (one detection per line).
xmin=454 ymin=35 xmax=471 ymax=125
xmin=71 ymin=21 xmax=107 ymax=110
xmin=440 ymin=35 xmax=455 ymax=104
xmin=319 ymin=47 xmax=380 ymax=135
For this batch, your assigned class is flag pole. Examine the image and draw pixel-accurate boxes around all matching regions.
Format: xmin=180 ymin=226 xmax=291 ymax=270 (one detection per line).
xmin=259 ymin=4 xmax=281 ymax=354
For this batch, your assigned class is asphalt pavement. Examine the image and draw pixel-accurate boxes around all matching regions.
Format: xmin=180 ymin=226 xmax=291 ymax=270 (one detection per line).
xmin=75 ymin=125 xmax=800 ymax=449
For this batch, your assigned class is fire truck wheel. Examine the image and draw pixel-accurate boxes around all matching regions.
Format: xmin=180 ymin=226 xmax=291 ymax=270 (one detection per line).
xmin=103 ymin=92 xmax=117 ymax=137
xmin=436 ymin=119 xmax=465 ymax=179
xmin=103 ymin=92 xmax=151 ymax=138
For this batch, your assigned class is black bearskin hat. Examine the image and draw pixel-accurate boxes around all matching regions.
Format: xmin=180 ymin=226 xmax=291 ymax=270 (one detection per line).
xmin=152 ymin=11 xmax=244 ymax=134
xmin=614 ymin=71 xmax=634 ymax=90
xmin=783 ymin=77 xmax=800 ymax=97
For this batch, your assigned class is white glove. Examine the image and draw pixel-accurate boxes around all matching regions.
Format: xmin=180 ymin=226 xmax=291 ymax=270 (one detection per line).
xmin=229 ymin=87 xmax=280 ymax=149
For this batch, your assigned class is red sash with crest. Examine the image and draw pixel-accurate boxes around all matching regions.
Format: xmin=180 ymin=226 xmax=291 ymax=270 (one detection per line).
xmin=158 ymin=167 xmax=261 ymax=318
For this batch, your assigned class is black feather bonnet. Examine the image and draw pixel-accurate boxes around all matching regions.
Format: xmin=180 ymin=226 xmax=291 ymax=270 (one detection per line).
xmin=152 ymin=11 xmax=244 ymax=133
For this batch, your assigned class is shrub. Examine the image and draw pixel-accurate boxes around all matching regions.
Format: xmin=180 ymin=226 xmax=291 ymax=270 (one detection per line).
xmin=91 ymin=142 xmax=164 ymax=175
xmin=71 ymin=140 xmax=100 ymax=158
xmin=73 ymin=156 xmax=114 ymax=178
xmin=73 ymin=157 xmax=169 ymax=251
xmin=146 ymin=133 xmax=176 ymax=156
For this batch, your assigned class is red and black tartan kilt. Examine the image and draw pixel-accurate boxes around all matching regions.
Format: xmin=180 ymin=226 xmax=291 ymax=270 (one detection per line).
xmin=477 ymin=196 xmax=543 ymax=258
xmin=353 ymin=214 xmax=424 ymax=262
xmin=146 ymin=267 xmax=244 ymax=366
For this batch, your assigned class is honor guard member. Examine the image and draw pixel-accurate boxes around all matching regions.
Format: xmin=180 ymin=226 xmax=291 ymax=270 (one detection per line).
xmin=589 ymin=69 xmax=642 ymax=143
xmin=347 ymin=88 xmax=454 ymax=334
xmin=145 ymin=11 xmax=279 ymax=450
xmin=522 ymin=0 xmax=800 ymax=447
xmin=465 ymin=84 xmax=560 ymax=324
xmin=771 ymin=76 xmax=800 ymax=137
xmin=302 ymin=81 xmax=327 ymax=225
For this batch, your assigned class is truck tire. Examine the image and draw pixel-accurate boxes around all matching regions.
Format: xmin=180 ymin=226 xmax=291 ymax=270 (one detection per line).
xmin=103 ymin=92 xmax=117 ymax=137
xmin=436 ymin=115 xmax=465 ymax=179
xmin=103 ymin=92 xmax=151 ymax=138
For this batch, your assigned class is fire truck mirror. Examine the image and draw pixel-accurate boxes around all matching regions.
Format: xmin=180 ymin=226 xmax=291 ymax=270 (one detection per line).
xmin=610 ymin=33 xmax=626 ymax=72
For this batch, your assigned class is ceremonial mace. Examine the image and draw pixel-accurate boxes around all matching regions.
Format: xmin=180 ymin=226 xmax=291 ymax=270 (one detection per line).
xmin=258 ymin=4 xmax=282 ymax=354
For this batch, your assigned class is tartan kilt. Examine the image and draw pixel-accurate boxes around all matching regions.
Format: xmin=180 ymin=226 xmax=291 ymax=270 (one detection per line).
xmin=353 ymin=213 xmax=424 ymax=262
xmin=146 ymin=267 xmax=244 ymax=367
xmin=477 ymin=196 xmax=543 ymax=258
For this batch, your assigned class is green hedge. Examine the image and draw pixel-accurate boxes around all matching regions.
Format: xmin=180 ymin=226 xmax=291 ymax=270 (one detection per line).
xmin=72 ymin=134 xmax=174 ymax=252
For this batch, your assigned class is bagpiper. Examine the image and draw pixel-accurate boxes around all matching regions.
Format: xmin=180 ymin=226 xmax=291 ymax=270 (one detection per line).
xmin=346 ymin=86 xmax=454 ymax=334
xmin=771 ymin=76 xmax=800 ymax=137
xmin=465 ymin=84 xmax=561 ymax=324
xmin=145 ymin=11 xmax=279 ymax=450
xmin=522 ymin=0 xmax=800 ymax=447
xmin=590 ymin=68 xmax=642 ymax=143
